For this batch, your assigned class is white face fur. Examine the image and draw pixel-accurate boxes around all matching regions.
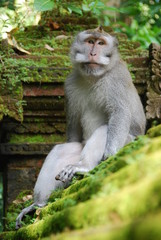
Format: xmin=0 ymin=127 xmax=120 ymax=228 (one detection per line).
xmin=70 ymin=30 xmax=119 ymax=77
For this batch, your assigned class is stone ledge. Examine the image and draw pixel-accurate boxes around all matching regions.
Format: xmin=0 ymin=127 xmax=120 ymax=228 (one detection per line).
xmin=0 ymin=143 xmax=62 ymax=155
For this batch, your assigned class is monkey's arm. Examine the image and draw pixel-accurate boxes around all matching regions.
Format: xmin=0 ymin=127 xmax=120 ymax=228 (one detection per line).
xmin=56 ymin=125 xmax=107 ymax=182
xmin=65 ymin=89 xmax=83 ymax=142
xmin=66 ymin=116 xmax=82 ymax=142
xmin=103 ymin=107 xmax=131 ymax=159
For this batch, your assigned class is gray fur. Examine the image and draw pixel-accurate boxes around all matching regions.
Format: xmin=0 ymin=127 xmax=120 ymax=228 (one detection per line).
xmin=16 ymin=28 xmax=146 ymax=229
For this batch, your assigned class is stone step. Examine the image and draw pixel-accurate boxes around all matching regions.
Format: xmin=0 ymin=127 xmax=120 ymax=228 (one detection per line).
xmin=0 ymin=142 xmax=61 ymax=155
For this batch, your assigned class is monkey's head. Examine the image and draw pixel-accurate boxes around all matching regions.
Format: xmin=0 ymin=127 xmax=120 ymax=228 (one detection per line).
xmin=70 ymin=26 xmax=119 ymax=77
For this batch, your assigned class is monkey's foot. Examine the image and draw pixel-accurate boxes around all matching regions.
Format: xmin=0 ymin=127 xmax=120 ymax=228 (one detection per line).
xmin=55 ymin=164 xmax=78 ymax=182
xmin=55 ymin=164 xmax=89 ymax=183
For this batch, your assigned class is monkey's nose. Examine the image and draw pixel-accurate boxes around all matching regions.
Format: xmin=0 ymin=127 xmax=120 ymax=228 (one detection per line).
xmin=90 ymin=53 xmax=96 ymax=56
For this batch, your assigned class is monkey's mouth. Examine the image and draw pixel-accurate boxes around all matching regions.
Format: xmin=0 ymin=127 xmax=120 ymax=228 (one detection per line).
xmin=85 ymin=62 xmax=100 ymax=67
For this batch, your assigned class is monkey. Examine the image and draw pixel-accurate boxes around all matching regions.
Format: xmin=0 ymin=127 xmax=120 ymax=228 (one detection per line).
xmin=15 ymin=26 xmax=146 ymax=229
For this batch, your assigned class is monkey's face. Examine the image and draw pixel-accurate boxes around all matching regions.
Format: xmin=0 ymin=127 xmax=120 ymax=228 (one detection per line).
xmin=70 ymin=30 xmax=118 ymax=77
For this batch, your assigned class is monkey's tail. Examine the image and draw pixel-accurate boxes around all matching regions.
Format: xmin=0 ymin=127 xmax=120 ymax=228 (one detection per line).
xmin=15 ymin=203 xmax=37 ymax=230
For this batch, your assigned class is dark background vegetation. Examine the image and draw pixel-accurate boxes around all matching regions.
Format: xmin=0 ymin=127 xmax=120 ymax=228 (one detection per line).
xmin=0 ymin=0 xmax=160 ymax=232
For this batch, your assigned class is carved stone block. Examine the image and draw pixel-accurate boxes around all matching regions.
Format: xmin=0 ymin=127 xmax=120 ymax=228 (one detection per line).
xmin=146 ymin=43 xmax=161 ymax=119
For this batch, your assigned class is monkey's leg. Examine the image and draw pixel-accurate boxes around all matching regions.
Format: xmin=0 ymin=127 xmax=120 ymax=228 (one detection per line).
xmin=34 ymin=142 xmax=83 ymax=198
xmin=56 ymin=125 xmax=107 ymax=182
xmin=16 ymin=142 xmax=82 ymax=229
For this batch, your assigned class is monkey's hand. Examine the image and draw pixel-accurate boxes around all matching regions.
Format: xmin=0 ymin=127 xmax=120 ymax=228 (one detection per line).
xmin=55 ymin=164 xmax=88 ymax=183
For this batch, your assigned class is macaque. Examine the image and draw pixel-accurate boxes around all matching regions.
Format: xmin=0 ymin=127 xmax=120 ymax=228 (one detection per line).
xmin=16 ymin=26 xmax=146 ymax=229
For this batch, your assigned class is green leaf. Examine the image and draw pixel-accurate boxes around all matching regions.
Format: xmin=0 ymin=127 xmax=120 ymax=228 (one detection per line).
xmin=82 ymin=3 xmax=90 ymax=12
xmin=34 ymin=0 xmax=54 ymax=12
xmin=119 ymin=6 xmax=139 ymax=15
xmin=96 ymin=1 xmax=105 ymax=8
xmin=105 ymin=6 xmax=124 ymax=13
xmin=67 ymin=5 xmax=82 ymax=15
xmin=0 ymin=0 xmax=15 ymax=10
xmin=89 ymin=2 xmax=95 ymax=8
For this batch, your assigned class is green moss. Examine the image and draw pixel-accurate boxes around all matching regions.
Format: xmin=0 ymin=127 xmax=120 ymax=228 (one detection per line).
xmin=8 ymin=134 xmax=66 ymax=143
xmin=147 ymin=124 xmax=161 ymax=138
xmin=2 ymin=127 xmax=161 ymax=239
xmin=39 ymin=212 xmax=161 ymax=240
xmin=5 ymin=190 xmax=33 ymax=231
xmin=0 ymin=23 xmax=73 ymax=121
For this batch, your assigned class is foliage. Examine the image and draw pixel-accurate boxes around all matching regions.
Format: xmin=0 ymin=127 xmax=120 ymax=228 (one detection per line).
xmin=4 ymin=190 xmax=33 ymax=231
xmin=34 ymin=0 xmax=54 ymax=12
xmin=33 ymin=0 xmax=161 ymax=49
xmin=115 ymin=0 xmax=161 ymax=48
xmin=33 ymin=0 xmax=120 ymax=24
xmin=0 ymin=0 xmax=38 ymax=121
xmin=0 ymin=52 xmax=29 ymax=122
xmin=0 ymin=0 xmax=40 ymax=39
xmin=0 ymin=0 xmax=15 ymax=10
xmin=0 ymin=0 xmax=160 ymax=48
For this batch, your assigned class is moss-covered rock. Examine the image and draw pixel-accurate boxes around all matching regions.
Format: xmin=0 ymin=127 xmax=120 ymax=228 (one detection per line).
xmin=1 ymin=124 xmax=161 ymax=239
xmin=147 ymin=124 xmax=161 ymax=138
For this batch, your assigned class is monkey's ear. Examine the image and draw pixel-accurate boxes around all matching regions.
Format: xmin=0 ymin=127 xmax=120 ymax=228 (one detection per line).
xmin=98 ymin=25 xmax=103 ymax=32
xmin=113 ymin=37 xmax=119 ymax=47
xmin=95 ymin=26 xmax=103 ymax=33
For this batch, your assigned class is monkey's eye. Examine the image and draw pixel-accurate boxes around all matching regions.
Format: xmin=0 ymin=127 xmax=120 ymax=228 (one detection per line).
xmin=106 ymin=54 xmax=111 ymax=58
xmin=98 ymin=41 xmax=104 ymax=45
xmin=88 ymin=39 xmax=95 ymax=44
